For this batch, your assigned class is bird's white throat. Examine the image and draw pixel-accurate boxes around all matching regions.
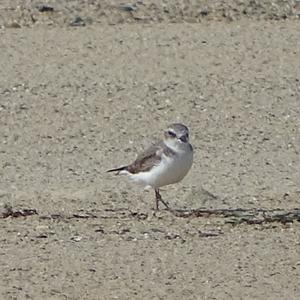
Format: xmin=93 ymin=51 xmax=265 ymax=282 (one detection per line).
xmin=163 ymin=138 xmax=191 ymax=154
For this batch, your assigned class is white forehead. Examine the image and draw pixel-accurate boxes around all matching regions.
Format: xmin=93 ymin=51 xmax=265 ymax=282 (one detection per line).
xmin=167 ymin=123 xmax=189 ymax=134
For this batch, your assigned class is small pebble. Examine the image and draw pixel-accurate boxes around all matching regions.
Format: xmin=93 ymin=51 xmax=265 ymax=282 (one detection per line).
xmin=70 ymin=16 xmax=86 ymax=27
xmin=71 ymin=236 xmax=82 ymax=242
xmin=35 ymin=4 xmax=54 ymax=12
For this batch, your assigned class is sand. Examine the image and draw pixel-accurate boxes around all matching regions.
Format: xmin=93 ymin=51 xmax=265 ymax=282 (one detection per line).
xmin=0 ymin=1 xmax=300 ymax=299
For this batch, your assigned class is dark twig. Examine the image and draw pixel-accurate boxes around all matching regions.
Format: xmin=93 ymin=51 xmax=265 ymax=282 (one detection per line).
xmin=1 ymin=205 xmax=299 ymax=225
xmin=0 ymin=204 xmax=38 ymax=219
xmin=171 ymin=208 xmax=300 ymax=224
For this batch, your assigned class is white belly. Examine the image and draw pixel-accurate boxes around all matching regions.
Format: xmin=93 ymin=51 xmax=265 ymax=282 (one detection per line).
xmin=127 ymin=150 xmax=193 ymax=188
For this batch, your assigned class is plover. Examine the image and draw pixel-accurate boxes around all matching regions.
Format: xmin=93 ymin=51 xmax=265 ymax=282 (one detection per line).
xmin=107 ymin=123 xmax=193 ymax=210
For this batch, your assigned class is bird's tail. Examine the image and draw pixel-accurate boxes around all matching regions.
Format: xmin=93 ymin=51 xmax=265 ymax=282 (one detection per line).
xmin=106 ymin=166 xmax=128 ymax=174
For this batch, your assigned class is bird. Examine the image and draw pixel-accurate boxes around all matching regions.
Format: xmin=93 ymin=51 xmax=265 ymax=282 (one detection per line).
xmin=107 ymin=123 xmax=193 ymax=210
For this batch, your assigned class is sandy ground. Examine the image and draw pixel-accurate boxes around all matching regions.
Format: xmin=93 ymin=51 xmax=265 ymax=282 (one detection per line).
xmin=1 ymin=0 xmax=299 ymax=28
xmin=0 ymin=2 xmax=300 ymax=299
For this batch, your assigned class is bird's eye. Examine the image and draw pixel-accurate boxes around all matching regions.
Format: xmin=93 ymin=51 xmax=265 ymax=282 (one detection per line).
xmin=168 ymin=130 xmax=176 ymax=138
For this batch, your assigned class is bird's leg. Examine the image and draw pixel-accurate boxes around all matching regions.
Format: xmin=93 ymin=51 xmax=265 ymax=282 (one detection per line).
xmin=155 ymin=188 xmax=160 ymax=210
xmin=155 ymin=188 xmax=169 ymax=210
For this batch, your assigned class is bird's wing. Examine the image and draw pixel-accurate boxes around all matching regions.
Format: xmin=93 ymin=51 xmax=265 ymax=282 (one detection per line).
xmin=127 ymin=141 xmax=165 ymax=174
